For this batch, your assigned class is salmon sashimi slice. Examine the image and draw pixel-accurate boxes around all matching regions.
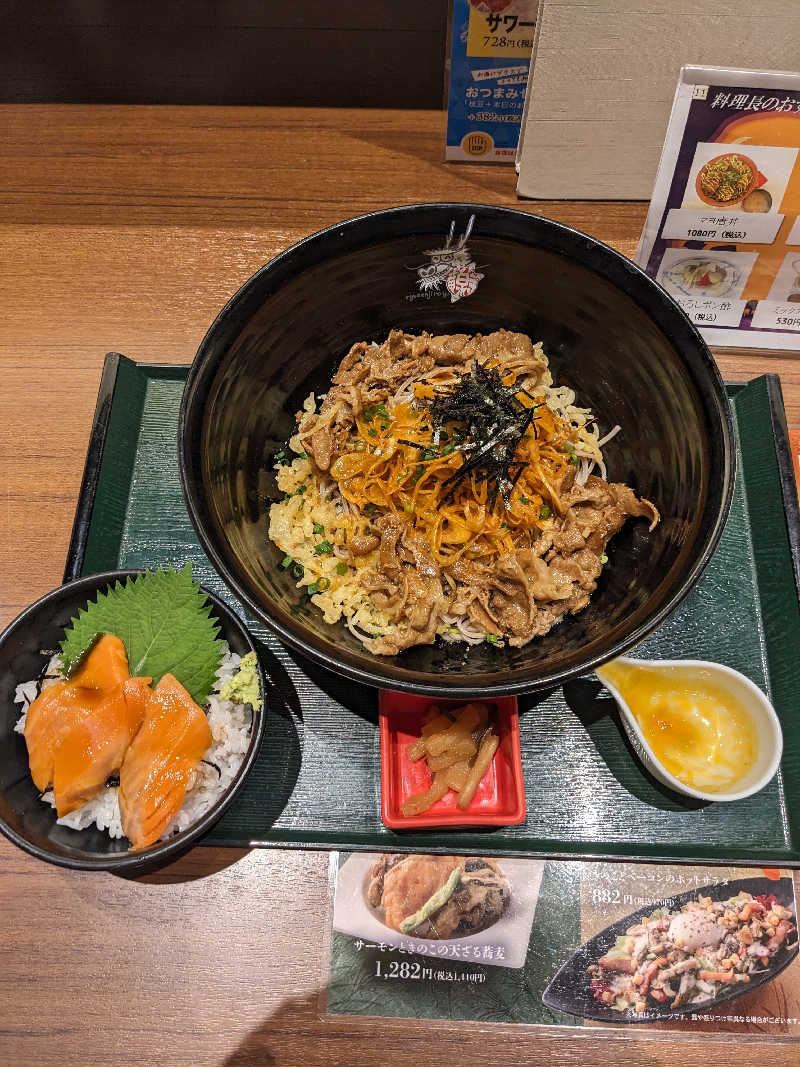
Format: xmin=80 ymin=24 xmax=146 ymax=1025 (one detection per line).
xmin=69 ymin=633 xmax=130 ymax=691
xmin=119 ymin=673 xmax=212 ymax=851
xmin=24 ymin=634 xmax=132 ymax=794
xmin=52 ymin=677 xmax=151 ymax=817
xmin=24 ymin=685 xmax=103 ymax=793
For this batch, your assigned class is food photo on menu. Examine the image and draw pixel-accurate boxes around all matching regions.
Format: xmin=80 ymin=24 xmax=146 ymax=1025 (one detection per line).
xmin=638 ymin=66 xmax=800 ymax=346
xmin=325 ymin=858 xmax=800 ymax=1034
xmin=7 ymin=17 xmax=800 ymax=1062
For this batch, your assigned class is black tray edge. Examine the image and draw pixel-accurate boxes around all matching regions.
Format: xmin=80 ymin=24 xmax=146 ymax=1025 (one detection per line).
xmin=765 ymin=373 xmax=800 ymax=599
xmin=203 ymin=833 xmax=800 ymax=867
xmin=63 ymin=353 xmax=122 ymax=582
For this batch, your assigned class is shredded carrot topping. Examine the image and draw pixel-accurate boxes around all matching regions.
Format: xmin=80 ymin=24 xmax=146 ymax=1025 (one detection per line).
xmin=329 ymin=391 xmax=581 ymax=566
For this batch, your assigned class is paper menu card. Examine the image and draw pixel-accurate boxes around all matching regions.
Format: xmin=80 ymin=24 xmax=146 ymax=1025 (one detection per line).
xmin=637 ymin=66 xmax=800 ymax=349
xmin=325 ymin=853 xmax=800 ymax=1037
xmin=445 ymin=0 xmax=537 ymax=163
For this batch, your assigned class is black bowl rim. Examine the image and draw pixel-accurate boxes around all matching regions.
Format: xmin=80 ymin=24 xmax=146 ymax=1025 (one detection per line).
xmin=0 ymin=568 xmax=266 ymax=872
xmin=178 ymin=201 xmax=736 ymax=697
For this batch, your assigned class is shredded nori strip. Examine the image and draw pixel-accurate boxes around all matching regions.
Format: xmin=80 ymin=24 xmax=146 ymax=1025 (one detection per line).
xmin=428 ymin=361 xmax=536 ymax=510
xmin=201 ymin=759 xmax=222 ymax=778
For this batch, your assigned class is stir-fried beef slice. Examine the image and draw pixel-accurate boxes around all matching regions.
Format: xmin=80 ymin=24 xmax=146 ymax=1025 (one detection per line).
xmin=348 ymin=532 xmax=380 ymax=557
xmin=361 ymin=570 xmax=409 ymax=613
xmin=439 ymin=474 xmax=655 ymax=647
xmin=551 ymin=518 xmax=586 ymax=555
xmin=333 ymin=342 xmax=372 ymax=387
xmin=377 ymin=513 xmax=406 ymax=575
xmin=426 ymin=329 xmax=550 ymax=384
xmin=450 ymin=554 xmax=558 ymax=642
xmin=307 ymin=418 xmax=354 ymax=472
xmin=378 ymin=514 xmax=441 ymax=581
xmin=363 ymin=515 xmax=447 ymax=655
xmin=562 ymin=476 xmax=660 ymax=550
xmin=606 ymin=482 xmax=660 ymax=529
xmin=332 ymin=330 xmax=436 ymax=396
xmin=301 ymin=332 xmax=433 ymax=469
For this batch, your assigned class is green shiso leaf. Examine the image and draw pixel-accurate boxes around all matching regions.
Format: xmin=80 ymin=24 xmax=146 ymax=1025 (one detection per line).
xmin=59 ymin=564 xmax=224 ymax=705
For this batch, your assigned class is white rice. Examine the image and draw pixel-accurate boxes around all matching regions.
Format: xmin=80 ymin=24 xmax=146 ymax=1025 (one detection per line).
xmin=13 ymin=644 xmax=254 ymax=843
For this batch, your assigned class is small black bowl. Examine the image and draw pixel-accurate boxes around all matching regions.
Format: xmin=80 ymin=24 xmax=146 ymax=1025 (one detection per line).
xmin=179 ymin=202 xmax=735 ymax=697
xmin=0 ymin=570 xmax=266 ymax=872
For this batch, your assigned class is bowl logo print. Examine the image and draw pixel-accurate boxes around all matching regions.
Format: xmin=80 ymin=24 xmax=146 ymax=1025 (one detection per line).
xmin=446 ymin=261 xmax=483 ymax=301
xmin=412 ymin=214 xmax=485 ymax=303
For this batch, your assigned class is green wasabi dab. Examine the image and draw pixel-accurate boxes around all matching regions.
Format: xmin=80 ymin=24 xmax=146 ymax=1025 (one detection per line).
xmin=219 ymin=650 xmax=262 ymax=710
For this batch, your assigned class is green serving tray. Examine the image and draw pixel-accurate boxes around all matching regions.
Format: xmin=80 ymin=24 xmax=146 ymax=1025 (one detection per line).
xmin=65 ymin=355 xmax=800 ymax=864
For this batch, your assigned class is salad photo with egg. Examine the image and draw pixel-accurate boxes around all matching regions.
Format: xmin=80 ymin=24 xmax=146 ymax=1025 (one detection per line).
xmin=543 ymin=873 xmax=800 ymax=1025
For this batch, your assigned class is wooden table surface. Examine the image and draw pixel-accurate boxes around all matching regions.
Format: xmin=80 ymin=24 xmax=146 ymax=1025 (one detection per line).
xmin=1 ymin=105 xmax=799 ymax=1066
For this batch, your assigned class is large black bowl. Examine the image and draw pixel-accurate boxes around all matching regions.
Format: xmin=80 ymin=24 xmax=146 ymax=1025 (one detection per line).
xmin=179 ymin=203 xmax=735 ymax=697
xmin=0 ymin=570 xmax=266 ymax=871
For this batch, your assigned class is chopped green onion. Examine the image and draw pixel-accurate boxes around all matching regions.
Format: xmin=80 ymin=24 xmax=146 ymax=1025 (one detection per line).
xmin=600 ymin=553 xmax=608 ymax=564
xmin=274 ymin=450 xmax=286 ymax=464
xmin=442 ymin=443 xmax=455 ymax=455
xmin=298 ymin=451 xmax=309 ymax=459
xmin=411 ymin=464 xmax=425 ymax=484
xmin=280 ymin=555 xmax=292 ymax=569
xmin=367 ymin=428 xmax=377 ymax=437
xmin=313 ymin=522 xmax=324 ymax=534
xmin=336 ymin=561 xmax=348 ymax=576
xmin=422 ymin=449 xmax=437 ymax=462
xmin=292 ymin=563 xmax=304 ymax=579
xmin=364 ymin=503 xmax=376 ymax=516
xmin=404 ymin=503 xmax=413 ymax=513
xmin=375 ymin=403 xmax=389 ymax=418
xmin=486 ymin=634 xmax=499 ymax=645
xmin=520 ymin=496 xmax=530 ymax=505
xmin=315 ymin=541 xmax=333 ymax=555
xmin=316 ymin=577 xmax=330 ymax=592
xmin=294 ymin=483 xmax=307 ymax=495
xmin=568 ymin=453 xmax=579 ymax=465
xmin=539 ymin=504 xmax=552 ymax=520
xmin=307 ymin=581 xmax=319 ymax=595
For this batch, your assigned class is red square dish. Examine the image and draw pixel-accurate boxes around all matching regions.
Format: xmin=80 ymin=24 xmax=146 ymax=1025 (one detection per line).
xmin=379 ymin=690 xmax=526 ymax=830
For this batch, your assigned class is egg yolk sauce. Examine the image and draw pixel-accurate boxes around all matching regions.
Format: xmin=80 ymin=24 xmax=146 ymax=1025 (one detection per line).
xmin=598 ymin=662 xmax=759 ymax=793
